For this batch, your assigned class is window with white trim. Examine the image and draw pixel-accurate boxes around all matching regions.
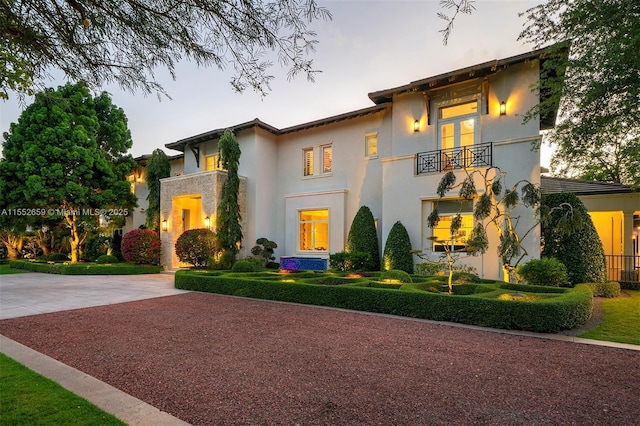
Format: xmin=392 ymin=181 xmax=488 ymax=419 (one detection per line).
xmin=439 ymin=101 xmax=478 ymax=169
xmin=365 ymin=134 xmax=378 ymax=157
xmin=432 ymin=200 xmax=474 ymax=252
xmin=303 ymin=148 xmax=314 ymax=176
xmin=303 ymin=144 xmax=332 ymax=177
xmin=299 ymin=209 xmax=329 ymax=252
xmin=322 ymin=145 xmax=332 ymax=173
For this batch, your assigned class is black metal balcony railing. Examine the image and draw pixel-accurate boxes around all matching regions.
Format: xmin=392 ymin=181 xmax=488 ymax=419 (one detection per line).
xmin=416 ymin=142 xmax=493 ymax=175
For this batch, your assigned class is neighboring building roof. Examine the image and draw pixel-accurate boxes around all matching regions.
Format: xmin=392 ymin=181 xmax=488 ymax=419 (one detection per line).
xmin=541 ymin=176 xmax=636 ymax=196
xmin=133 ymin=153 xmax=184 ymax=165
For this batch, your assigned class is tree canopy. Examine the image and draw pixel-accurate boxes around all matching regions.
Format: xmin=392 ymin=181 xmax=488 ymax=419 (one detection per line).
xmin=0 ymin=82 xmax=137 ymax=262
xmin=1 ymin=0 xmax=332 ymax=99
xmin=518 ymin=0 xmax=640 ymax=187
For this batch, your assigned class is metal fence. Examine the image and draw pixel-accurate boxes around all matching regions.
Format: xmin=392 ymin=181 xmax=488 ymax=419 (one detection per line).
xmin=416 ymin=142 xmax=493 ymax=175
xmin=604 ymin=254 xmax=640 ymax=283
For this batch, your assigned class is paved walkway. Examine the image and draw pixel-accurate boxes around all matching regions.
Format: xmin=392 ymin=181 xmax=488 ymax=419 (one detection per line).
xmin=0 ymin=271 xmax=191 ymax=425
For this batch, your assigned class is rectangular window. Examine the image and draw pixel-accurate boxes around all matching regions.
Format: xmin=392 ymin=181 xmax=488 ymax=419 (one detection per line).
xmin=365 ymin=134 xmax=378 ymax=157
xmin=322 ymin=145 xmax=332 ymax=173
xmin=439 ymin=100 xmax=478 ymax=169
xmin=432 ymin=200 xmax=474 ymax=252
xmin=299 ymin=209 xmax=329 ymax=252
xmin=205 ymin=154 xmax=224 ymax=171
xmin=303 ymin=148 xmax=314 ymax=176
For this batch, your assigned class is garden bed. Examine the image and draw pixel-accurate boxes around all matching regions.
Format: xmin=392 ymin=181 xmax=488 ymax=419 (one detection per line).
xmin=175 ymin=270 xmax=593 ymax=333
xmin=8 ymin=260 xmax=163 ymax=275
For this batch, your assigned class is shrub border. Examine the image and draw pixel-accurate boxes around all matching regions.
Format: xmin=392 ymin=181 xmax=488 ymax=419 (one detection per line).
xmin=175 ymin=270 xmax=593 ymax=333
xmin=9 ymin=260 xmax=163 ymax=275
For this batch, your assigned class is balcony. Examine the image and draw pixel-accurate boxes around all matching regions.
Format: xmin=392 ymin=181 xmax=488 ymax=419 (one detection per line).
xmin=416 ymin=142 xmax=493 ymax=175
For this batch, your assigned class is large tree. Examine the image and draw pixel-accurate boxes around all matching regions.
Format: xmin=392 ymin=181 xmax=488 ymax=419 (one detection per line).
xmin=519 ymin=0 xmax=640 ymax=188
xmin=0 ymin=82 xmax=137 ymax=262
xmin=145 ymin=149 xmax=171 ymax=231
xmin=1 ymin=0 xmax=331 ymax=99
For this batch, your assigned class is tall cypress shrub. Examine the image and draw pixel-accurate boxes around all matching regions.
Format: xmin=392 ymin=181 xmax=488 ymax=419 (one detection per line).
xmin=216 ymin=129 xmax=242 ymax=257
xmin=345 ymin=205 xmax=380 ymax=270
xmin=542 ymin=192 xmax=606 ymax=285
xmin=145 ymin=149 xmax=171 ymax=231
xmin=382 ymin=221 xmax=414 ymax=274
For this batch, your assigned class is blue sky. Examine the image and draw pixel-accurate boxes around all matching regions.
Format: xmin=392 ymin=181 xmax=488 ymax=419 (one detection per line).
xmin=1 ymin=0 xmax=549 ymax=161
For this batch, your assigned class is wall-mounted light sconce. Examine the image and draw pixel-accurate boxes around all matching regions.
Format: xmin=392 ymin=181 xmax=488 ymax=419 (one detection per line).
xmin=161 ymin=220 xmax=168 ymax=232
xmin=413 ymin=119 xmax=420 ymax=132
xmin=499 ymin=101 xmax=507 ymax=116
xmin=204 ymin=216 xmax=210 ymax=229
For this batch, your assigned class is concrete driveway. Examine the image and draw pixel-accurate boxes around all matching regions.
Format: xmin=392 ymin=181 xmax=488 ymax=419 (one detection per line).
xmin=0 ymin=271 xmax=188 ymax=320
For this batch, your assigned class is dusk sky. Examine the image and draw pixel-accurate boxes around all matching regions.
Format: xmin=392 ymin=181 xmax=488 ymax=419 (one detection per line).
xmin=1 ymin=0 xmax=550 ymax=162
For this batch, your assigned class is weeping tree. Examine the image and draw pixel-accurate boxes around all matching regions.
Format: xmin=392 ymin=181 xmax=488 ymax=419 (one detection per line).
xmin=428 ymin=168 xmax=541 ymax=282
xmin=216 ymin=129 xmax=242 ymax=259
xmin=145 ymin=149 xmax=171 ymax=232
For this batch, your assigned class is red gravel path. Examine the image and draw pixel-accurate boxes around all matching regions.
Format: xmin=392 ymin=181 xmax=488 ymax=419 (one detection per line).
xmin=1 ymin=292 xmax=639 ymax=425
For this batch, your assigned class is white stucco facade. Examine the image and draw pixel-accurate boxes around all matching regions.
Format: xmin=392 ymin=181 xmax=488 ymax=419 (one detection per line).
xmin=149 ymin=48 xmax=561 ymax=277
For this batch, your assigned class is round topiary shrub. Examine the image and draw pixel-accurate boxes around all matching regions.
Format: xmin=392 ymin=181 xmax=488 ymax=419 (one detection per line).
xmin=121 ymin=229 xmax=162 ymax=264
xmin=345 ymin=205 xmax=380 ymax=270
xmin=517 ymin=257 xmax=569 ymax=287
xmin=542 ymin=193 xmax=606 ymax=285
xmin=382 ymin=221 xmax=414 ymax=274
xmin=380 ymin=269 xmax=413 ymax=283
xmin=175 ymin=228 xmax=220 ymax=268
xmin=47 ymin=253 xmax=70 ymax=262
xmin=231 ymin=259 xmax=257 ymax=272
xmin=95 ymin=254 xmax=119 ymax=264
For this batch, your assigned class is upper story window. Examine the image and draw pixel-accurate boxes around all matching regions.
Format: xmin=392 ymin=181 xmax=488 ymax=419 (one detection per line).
xmin=439 ymin=100 xmax=479 ymax=169
xmin=365 ymin=133 xmax=378 ymax=158
xmin=303 ymin=148 xmax=314 ymax=176
xmin=205 ymin=154 xmax=224 ymax=171
xmin=303 ymin=144 xmax=332 ymax=177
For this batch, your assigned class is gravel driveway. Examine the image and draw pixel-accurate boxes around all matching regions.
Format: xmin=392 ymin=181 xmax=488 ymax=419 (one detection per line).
xmin=1 ymin=292 xmax=638 ymax=425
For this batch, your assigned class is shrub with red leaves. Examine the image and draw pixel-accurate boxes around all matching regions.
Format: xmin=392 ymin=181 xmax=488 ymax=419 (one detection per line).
xmin=121 ymin=229 xmax=162 ymax=264
xmin=175 ymin=228 xmax=221 ymax=268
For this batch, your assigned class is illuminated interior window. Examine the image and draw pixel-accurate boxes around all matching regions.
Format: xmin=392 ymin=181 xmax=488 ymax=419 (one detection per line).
xmin=303 ymin=148 xmax=314 ymax=176
xmin=432 ymin=200 xmax=473 ymax=252
xmin=322 ymin=145 xmax=332 ymax=173
xmin=439 ymin=101 xmax=478 ymax=169
xmin=299 ymin=209 xmax=329 ymax=252
xmin=205 ymin=154 xmax=224 ymax=171
xmin=365 ymin=134 xmax=378 ymax=157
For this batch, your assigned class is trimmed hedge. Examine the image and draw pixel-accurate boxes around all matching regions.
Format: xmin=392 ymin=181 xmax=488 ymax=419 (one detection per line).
xmin=175 ymin=271 xmax=593 ymax=333
xmin=9 ymin=260 xmax=162 ymax=275
xmin=587 ymin=281 xmax=621 ymax=298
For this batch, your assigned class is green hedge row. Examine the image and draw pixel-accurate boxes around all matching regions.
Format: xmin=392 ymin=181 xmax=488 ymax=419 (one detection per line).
xmin=175 ymin=271 xmax=593 ymax=333
xmin=586 ymin=281 xmax=621 ymax=298
xmin=9 ymin=260 xmax=163 ymax=275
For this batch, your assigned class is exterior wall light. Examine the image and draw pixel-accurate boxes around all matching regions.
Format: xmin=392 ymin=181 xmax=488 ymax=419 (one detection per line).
xmin=204 ymin=216 xmax=210 ymax=229
xmin=161 ymin=220 xmax=168 ymax=232
xmin=414 ymin=119 xmax=420 ymax=132
xmin=499 ymin=101 xmax=507 ymax=116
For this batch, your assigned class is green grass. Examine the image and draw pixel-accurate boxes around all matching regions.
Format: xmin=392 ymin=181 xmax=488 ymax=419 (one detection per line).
xmin=579 ymin=290 xmax=640 ymax=345
xmin=0 ymin=263 xmax=28 ymax=274
xmin=9 ymin=259 xmax=163 ymax=275
xmin=0 ymin=353 xmax=126 ymax=426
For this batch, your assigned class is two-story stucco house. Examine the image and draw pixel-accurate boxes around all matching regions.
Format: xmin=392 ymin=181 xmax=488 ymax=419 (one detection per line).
xmin=154 ymin=47 xmax=562 ymax=279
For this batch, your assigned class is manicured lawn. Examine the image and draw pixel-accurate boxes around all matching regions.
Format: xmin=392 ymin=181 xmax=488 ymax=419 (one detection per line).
xmin=579 ymin=290 xmax=640 ymax=345
xmin=0 ymin=263 xmax=28 ymax=274
xmin=0 ymin=353 xmax=125 ymax=426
